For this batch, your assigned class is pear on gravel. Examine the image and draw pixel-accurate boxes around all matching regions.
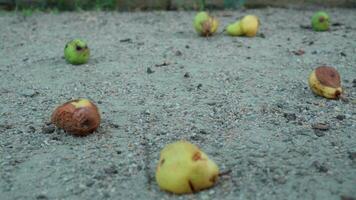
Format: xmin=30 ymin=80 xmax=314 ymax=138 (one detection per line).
xmin=194 ymin=11 xmax=219 ymax=37
xmin=240 ymin=15 xmax=260 ymax=37
xmin=64 ymin=39 xmax=90 ymax=65
xmin=226 ymin=20 xmax=244 ymax=36
xmin=155 ymin=140 xmax=219 ymax=194
xmin=308 ymin=66 xmax=343 ymax=99
xmin=311 ymin=11 xmax=330 ymax=31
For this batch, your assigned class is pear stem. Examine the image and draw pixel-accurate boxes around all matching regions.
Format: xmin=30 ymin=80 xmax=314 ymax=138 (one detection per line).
xmin=339 ymin=94 xmax=349 ymax=103
xmin=218 ymin=169 xmax=232 ymax=177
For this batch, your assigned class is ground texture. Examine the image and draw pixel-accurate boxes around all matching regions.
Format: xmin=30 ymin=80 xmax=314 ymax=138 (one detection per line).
xmin=0 ymin=8 xmax=355 ymax=200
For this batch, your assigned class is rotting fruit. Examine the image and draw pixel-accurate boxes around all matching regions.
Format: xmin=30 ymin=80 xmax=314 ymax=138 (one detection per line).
xmin=156 ymin=140 xmax=219 ymax=194
xmin=193 ymin=11 xmax=219 ymax=37
xmin=51 ymin=98 xmax=101 ymax=136
xmin=308 ymin=66 xmax=343 ymax=99
xmin=64 ymin=39 xmax=90 ymax=65
xmin=311 ymin=11 xmax=330 ymax=31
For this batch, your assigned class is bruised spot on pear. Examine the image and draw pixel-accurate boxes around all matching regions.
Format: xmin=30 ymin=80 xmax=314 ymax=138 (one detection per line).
xmin=209 ymin=174 xmax=218 ymax=183
xmin=188 ymin=180 xmax=196 ymax=193
xmin=192 ymin=151 xmax=202 ymax=161
xmin=160 ymin=159 xmax=165 ymax=166
xmin=315 ymin=66 xmax=341 ymax=88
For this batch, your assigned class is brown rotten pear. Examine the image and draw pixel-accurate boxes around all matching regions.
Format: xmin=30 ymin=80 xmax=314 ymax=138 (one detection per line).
xmin=51 ymin=99 xmax=101 ymax=136
xmin=308 ymin=66 xmax=343 ymax=99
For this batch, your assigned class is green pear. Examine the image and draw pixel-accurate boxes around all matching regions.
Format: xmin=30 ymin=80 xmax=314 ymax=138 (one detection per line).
xmin=156 ymin=140 xmax=219 ymax=194
xmin=311 ymin=11 xmax=330 ymax=31
xmin=64 ymin=39 xmax=90 ymax=65
xmin=193 ymin=11 xmax=219 ymax=37
xmin=226 ymin=20 xmax=243 ymax=36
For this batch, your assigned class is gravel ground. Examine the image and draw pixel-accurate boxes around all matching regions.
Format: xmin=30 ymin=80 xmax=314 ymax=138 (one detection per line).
xmin=0 ymin=8 xmax=355 ymax=200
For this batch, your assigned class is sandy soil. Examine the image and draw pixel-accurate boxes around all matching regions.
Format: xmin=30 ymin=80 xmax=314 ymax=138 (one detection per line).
xmin=0 ymin=8 xmax=355 ymax=200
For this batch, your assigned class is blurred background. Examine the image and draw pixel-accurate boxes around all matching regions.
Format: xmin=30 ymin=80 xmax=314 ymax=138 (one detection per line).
xmin=0 ymin=0 xmax=355 ymax=11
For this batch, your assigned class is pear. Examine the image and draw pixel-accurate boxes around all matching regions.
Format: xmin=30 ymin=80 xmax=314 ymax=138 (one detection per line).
xmin=193 ymin=11 xmax=219 ymax=37
xmin=308 ymin=66 xmax=342 ymax=99
xmin=226 ymin=20 xmax=244 ymax=36
xmin=64 ymin=39 xmax=90 ymax=65
xmin=240 ymin=15 xmax=260 ymax=37
xmin=51 ymin=98 xmax=101 ymax=136
xmin=156 ymin=140 xmax=219 ymax=194
xmin=311 ymin=11 xmax=330 ymax=31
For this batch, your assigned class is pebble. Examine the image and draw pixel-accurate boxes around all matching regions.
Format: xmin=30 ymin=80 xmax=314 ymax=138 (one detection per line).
xmin=312 ymin=123 xmax=329 ymax=131
xmin=146 ymin=67 xmax=154 ymax=74
xmin=197 ymin=83 xmax=203 ymax=89
xmin=341 ymin=196 xmax=356 ymax=200
xmin=336 ymin=115 xmax=346 ymax=120
xmin=28 ymin=126 xmax=36 ymax=133
xmin=283 ymin=113 xmax=297 ymax=121
xmin=314 ymin=130 xmax=326 ymax=137
xmin=175 ymin=50 xmax=182 ymax=56
xmin=348 ymin=152 xmax=356 ymax=160
xmin=42 ymin=124 xmax=55 ymax=134
xmin=36 ymin=194 xmax=48 ymax=200
xmin=312 ymin=161 xmax=328 ymax=173
xmin=184 ymin=72 xmax=190 ymax=78
xmin=20 ymin=89 xmax=38 ymax=97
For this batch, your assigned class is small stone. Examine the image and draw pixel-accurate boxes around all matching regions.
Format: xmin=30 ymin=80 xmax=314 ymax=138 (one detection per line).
xmin=36 ymin=194 xmax=48 ymax=200
xmin=340 ymin=52 xmax=347 ymax=57
xmin=20 ymin=89 xmax=38 ymax=97
xmin=175 ymin=50 xmax=182 ymax=56
xmin=283 ymin=113 xmax=297 ymax=121
xmin=146 ymin=67 xmax=154 ymax=74
xmin=42 ymin=124 xmax=55 ymax=134
xmin=184 ymin=72 xmax=190 ymax=78
xmin=314 ymin=130 xmax=326 ymax=137
xmin=312 ymin=161 xmax=328 ymax=173
xmin=104 ymin=165 xmax=118 ymax=174
xmin=28 ymin=126 xmax=36 ymax=133
xmin=336 ymin=115 xmax=346 ymax=120
xmin=348 ymin=152 xmax=356 ymax=160
xmin=119 ymin=38 xmax=132 ymax=43
xmin=199 ymin=129 xmax=208 ymax=134
xmin=341 ymin=195 xmax=356 ymax=200
xmin=312 ymin=123 xmax=329 ymax=131
xmin=197 ymin=83 xmax=203 ymax=89
xmin=185 ymin=45 xmax=190 ymax=49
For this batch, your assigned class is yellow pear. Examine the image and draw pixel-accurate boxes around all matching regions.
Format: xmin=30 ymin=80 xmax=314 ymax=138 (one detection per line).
xmin=226 ymin=20 xmax=244 ymax=36
xmin=155 ymin=140 xmax=219 ymax=194
xmin=308 ymin=66 xmax=343 ymax=99
xmin=241 ymin=15 xmax=259 ymax=37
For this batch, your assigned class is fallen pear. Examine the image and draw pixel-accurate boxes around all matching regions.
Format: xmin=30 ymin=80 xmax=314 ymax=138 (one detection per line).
xmin=311 ymin=11 xmax=330 ymax=31
xmin=51 ymin=98 xmax=101 ymax=136
xmin=193 ymin=11 xmax=219 ymax=37
xmin=226 ymin=20 xmax=244 ymax=36
xmin=240 ymin=15 xmax=260 ymax=37
xmin=308 ymin=66 xmax=343 ymax=99
xmin=156 ymin=140 xmax=219 ymax=194
xmin=64 ymin=39 xmax=90 ymax=65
